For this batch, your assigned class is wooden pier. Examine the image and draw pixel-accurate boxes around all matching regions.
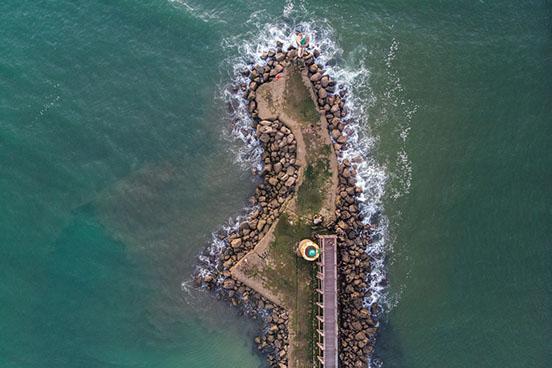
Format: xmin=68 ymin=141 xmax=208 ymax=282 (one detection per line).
xmin=316 ymin=235 xmax=338 ymax=368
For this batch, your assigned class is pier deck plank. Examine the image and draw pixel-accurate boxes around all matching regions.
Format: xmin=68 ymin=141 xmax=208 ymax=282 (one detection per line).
xmin=319 ymin=235 xmax=338 ymax=368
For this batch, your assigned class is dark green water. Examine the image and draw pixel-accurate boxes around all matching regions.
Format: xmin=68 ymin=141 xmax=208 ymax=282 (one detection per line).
xmin=1 ymin=1 xmax=550 ymax=367
xmin=366 ymin=2 xmax=552 ymax=367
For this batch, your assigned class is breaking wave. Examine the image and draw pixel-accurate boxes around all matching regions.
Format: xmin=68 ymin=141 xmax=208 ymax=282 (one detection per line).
xmin=383 ymin=38 xmax=417 ymax=201
xmin=168 ymin=0 xmax=229 ymax=24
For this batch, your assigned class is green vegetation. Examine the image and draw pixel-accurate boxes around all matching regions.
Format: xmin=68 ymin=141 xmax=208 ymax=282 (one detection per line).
xmin=283 ymin=67 xmax=333 ymax=217
xmin=321 ymin=143 xmax=332 ymax=156
xmin=285 ymin=67 xmax=320 ymax=124
xmin=263 ymin=215 xmax=316 ymax=368
xmin=297 ymin=157 xmax=332 ymax=215
xmin=264 ymin=215 xmax=311 ymax=293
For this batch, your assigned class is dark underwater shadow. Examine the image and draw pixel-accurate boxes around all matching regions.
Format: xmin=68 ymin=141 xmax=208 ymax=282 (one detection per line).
xmin=373 ymin=319 xmax=406 ymax=368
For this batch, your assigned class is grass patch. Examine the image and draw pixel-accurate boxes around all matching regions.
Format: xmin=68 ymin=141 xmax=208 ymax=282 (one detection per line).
xmin=264 ymin=215 xmax=312 ymax=297
xmin=297 ymin=156 xmax=332 ymax=215
xmin=282 ymin=67 xmax=333 ymax=217
xmin=263 ymin=215 xmax=317 ymax=368
xmin=285 ymin=67 xmax=320 ymax=124
xmin=321 ymin=143 xmax=332 ymax=156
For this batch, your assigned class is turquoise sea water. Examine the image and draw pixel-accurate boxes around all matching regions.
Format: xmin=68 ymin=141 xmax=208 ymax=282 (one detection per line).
xmin=1 ymin=1 xmax=550 ymax=367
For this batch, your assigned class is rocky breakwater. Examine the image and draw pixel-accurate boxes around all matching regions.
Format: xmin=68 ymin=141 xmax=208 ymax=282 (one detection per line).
xmin=196 ymin=39 xmax=379 ymax=368
xmin=303 ymin=52 xmax=379 ymax=367
xmin=196 ymin=117 xmax=300 ymax=366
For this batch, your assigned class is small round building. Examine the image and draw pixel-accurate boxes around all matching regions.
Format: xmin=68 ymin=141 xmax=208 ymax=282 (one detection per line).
xmin=297 ymin=239 xmax=320 ymax=261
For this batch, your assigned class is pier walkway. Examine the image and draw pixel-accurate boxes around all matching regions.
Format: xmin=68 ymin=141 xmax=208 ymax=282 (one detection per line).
xmin=316 ymin=235 xmax=339 ymax=368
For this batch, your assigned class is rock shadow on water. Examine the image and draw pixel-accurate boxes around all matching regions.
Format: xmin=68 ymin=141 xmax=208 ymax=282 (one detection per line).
xmin=373 ymin=319 xmax=406 ymax=368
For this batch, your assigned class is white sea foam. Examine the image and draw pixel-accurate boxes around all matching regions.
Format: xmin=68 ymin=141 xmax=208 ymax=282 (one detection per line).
xmin=196 ymin=208 xmax=257 ymax=278
xmin=168 ymin=0 xmax=228 ymax=24
xmin=31 ymin=83 xmax=61 ymax=125
xmin=282 ymin=0 xmax=294 ymax=18
xmin=382 ymin=39 xmax=418 ymax=201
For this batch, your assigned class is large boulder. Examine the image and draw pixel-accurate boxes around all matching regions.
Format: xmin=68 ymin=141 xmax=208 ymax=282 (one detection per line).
xmin=257 ymin=219 xmax=267 ymax=231
xmin=284 ymin=176 xmax=296 ymax=187
xmin=310 ymin=72 xmax=322 ymax=82
xmin=222 ymin=279 xmax=235 ymax=289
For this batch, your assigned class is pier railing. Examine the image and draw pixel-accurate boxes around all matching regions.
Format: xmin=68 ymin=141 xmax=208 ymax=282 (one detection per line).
xmin=315 ymin=235 xmax=338 ymax=368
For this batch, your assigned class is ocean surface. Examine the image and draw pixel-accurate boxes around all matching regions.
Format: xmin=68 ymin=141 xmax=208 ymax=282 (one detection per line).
xmin=1 ymin=1 xmax=550 ymax=368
